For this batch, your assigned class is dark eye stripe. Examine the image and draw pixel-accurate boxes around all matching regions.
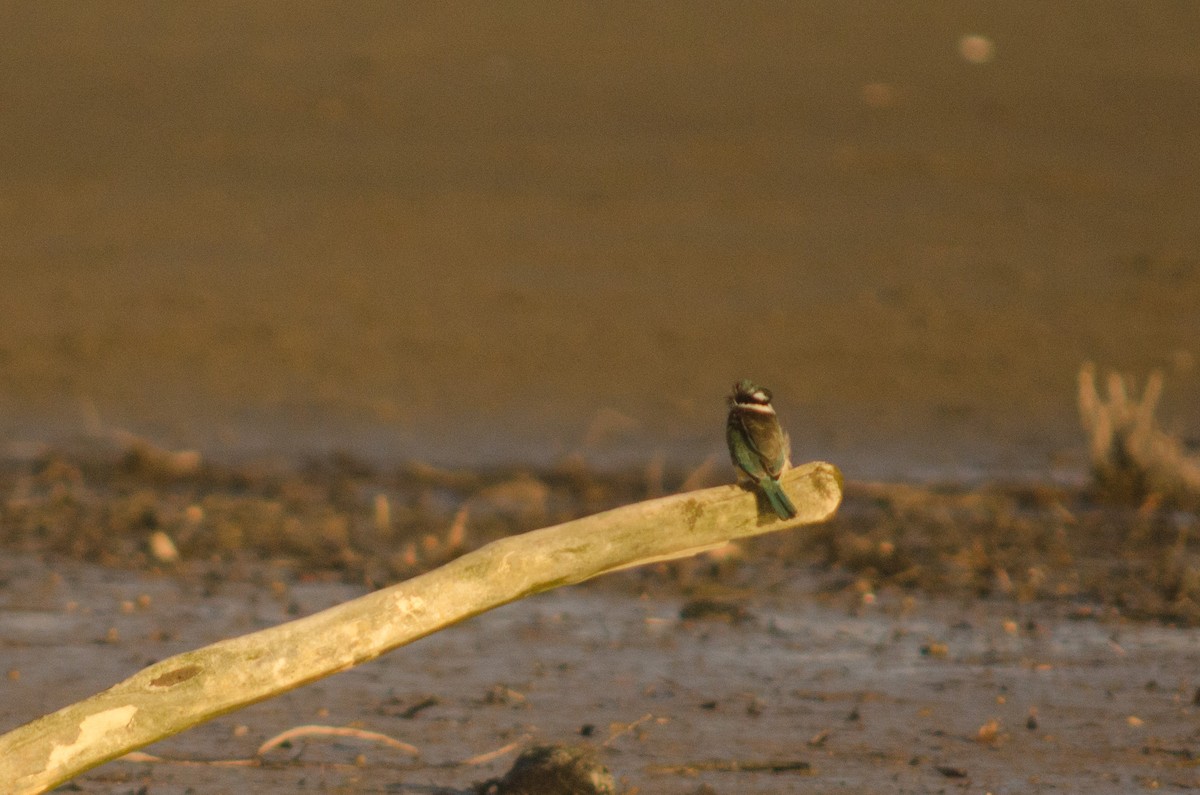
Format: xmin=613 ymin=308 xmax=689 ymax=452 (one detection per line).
xmin=732 ymin=383 xmax=772 ymax=404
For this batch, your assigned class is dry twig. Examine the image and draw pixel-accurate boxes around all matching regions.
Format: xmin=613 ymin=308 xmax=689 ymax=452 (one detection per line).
xmin=256 ymin=724 xmax=420 ymax=757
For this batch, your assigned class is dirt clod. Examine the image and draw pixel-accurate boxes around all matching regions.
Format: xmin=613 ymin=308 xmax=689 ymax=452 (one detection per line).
xmin=478 ymin=744 xmax=616 ymax=795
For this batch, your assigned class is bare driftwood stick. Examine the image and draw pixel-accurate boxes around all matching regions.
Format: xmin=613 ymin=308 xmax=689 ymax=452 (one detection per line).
xmin=0 ymin=461 xmax=842 ymax=794
xmin=1078 ymin=361 xmax=1200 ymax=501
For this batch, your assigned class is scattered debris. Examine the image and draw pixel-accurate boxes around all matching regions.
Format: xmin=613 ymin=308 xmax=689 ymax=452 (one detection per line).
xmin=482 ymin=685 xmax=527 ymax=707
xmin=477 ymin=744 xmax=616 ymax=795
xmin=398 ymin=696 xmax=440 ymax=720
xmin=121 ymin=723 xmax=420 ymax=768
xmin=650 ymin=758 xmax=812 ymax=774
xmin=601 ymin=713 xmax=655 ymax=747
xmin=4 ymin=431 xmax=1200 ymax=627
xmin=256 ymin=724 xmax=420 ymax=758
xmin=975 ymin=718 xmax=1002 ymax=744
xmin=679 ymin=598 xmax=755 ymax=624
xmin=147 ymin=530 xmax=179 ymax=563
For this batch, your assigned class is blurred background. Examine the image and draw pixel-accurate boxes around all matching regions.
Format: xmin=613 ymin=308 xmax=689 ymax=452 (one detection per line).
xmin=0 ymin=3 xmax=1197 ymax=480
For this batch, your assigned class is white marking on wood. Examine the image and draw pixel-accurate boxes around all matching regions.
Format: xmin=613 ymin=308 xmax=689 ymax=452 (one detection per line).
xmin=47 ymin=706 xmax=138 ymax=770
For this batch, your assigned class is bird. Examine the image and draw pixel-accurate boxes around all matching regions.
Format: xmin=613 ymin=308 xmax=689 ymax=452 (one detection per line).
xmin=726 ymin=379 xmax=797 ymax=519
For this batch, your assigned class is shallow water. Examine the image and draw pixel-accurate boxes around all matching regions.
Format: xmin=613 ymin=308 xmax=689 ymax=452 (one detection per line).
xmin=1 ymin=4 xmax=1198 ymax=481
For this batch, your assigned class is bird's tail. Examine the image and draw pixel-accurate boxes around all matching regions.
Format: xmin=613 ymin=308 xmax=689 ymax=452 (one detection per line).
xmin=761 ymin=477 xmax=798 ymax=520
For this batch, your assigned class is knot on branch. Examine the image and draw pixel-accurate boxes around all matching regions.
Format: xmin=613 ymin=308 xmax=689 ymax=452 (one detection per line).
xmin=1078 ymin=361 xmax=1200 ymax=503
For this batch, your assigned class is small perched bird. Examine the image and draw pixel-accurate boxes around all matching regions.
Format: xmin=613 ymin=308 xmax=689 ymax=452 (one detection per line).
xmin=726 ymin=379 xmax=797 ymax=519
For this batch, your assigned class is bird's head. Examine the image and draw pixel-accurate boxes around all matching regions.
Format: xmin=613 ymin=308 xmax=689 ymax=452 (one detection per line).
xmin=731 ymin=379 xmax=773 ymax=407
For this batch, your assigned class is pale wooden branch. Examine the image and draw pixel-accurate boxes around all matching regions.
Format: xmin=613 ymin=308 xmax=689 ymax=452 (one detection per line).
xmin=0 ymin=461 xmax=842 ymax=794
xmin=1078 ymin=362 xmax=1200 ymax=501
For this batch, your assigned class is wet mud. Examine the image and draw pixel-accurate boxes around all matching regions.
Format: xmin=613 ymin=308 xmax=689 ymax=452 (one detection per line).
xmin=3 ymin=450 xmax=1200 ymax=793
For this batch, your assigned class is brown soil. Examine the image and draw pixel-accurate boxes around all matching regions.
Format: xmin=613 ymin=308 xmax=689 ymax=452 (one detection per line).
xmin=4 ymin=448 xmax=1200 ymax=628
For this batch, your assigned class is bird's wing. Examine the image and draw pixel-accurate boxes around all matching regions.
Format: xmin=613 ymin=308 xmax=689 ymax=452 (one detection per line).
xmin=727 ymin=414 xmax=768 ymax=480
xmin=736 ymin=411 xmax=789 ymax=478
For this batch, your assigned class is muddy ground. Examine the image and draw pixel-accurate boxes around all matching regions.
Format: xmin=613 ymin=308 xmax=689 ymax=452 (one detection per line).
xmin=3 ymin=449 xmax=1200 ymax=793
